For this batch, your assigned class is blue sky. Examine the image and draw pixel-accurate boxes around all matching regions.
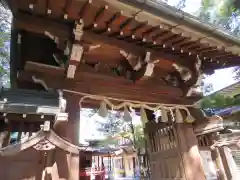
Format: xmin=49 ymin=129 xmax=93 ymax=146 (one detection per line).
xmin=79 ymin=0 xmax=238 ymax=143
xmin=205 ymin=67 xmax=237 ymax=92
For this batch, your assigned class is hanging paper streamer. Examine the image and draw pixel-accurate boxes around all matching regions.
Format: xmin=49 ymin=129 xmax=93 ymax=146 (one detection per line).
xmin=123 ymin=106 xmax=132 ymax=122
xmin=140 ymin=107 xmax=148 ymax=127
xmin=185 ymin=108 xmax=196 ymax=123
xmin=169 ymin=109 xmax=175 ymax=122
xmin=98 ymin=101 xmax=108 ymax=118
xmin=161 ymin=109 xmax=168 ymax=122
xmin=175 ymin=109 xmax=184 ymax=123
xmin=153 ymin=110 xmax=159 ymax=123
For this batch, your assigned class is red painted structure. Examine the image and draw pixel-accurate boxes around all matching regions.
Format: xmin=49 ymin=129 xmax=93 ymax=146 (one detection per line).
xmin=80 ymin=167 xmax=105 ymax=180
xmin=80 ymin=151 xmax=111 ymax=180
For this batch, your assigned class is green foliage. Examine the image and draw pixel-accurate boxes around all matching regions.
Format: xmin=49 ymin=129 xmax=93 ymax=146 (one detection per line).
xmin=200 ymin=75 xmax=213 ymax=95
xmin=0 ymin=4 xmax=11 ymax=86
xmin=197 ymin=0 xmax=240 ymax=79
xmin=96 ymin=111 xmax=124 ymax=136
xmin=200 ymin=93 xmax=240 ymax=108
xmin=233 ymin=67 xmax=240 ymax=80
xmin=95 ymin=110 xmax=145 ymax=150
xmin=87 ymin=138 xmax=118 ymax=147
xmin=131 ymin=125 xmax=145 ymax=149
xmin=97 ymin=137 xmax=118 ymax=147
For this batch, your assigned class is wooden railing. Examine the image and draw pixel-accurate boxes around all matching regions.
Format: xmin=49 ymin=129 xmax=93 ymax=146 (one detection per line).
xmin=147 ymin=124 xmax=177 ymax=153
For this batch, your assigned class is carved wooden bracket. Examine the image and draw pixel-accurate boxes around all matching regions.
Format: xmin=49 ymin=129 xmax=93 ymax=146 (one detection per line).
xmin=186 ymin=55 xmax=203 ymax=97
xmin=73 ymin=21 xmax=84 ymax=41
xmin=32 ymin=76 xmax=50 ymax=91
xmin=119 ymin=50 xmax=158 ymax=81
xmin=33 ymin=139 xmax=56 ymax=151
xmin=172 ymin=63 xmax=192 ymax=82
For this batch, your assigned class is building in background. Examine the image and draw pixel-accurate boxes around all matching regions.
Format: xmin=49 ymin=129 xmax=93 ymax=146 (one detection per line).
xmin=214 ymin=82 xmax=240 ymax=99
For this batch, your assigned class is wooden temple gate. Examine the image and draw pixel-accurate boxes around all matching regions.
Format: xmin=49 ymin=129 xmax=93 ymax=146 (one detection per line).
xmin=2 ymin=0 xmax=240 ymax=179
xmin=145 ymin=121 xmax=206 ymax=180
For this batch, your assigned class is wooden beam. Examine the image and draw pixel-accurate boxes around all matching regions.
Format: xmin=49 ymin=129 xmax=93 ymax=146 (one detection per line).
xmin=25 ymin=61 xmax=180 ymax=95
xmin=82 ymin=31 xmax=191 ymax=67
xmin=25 ymin=61 xmax=169 ymax=86
xmin=15 ymin=12 xmax=71 ymax=40
xmin=0 ymin=113 xmax=55 ymax=123
xmin=19 ymin=62 xmax=196 ymax=105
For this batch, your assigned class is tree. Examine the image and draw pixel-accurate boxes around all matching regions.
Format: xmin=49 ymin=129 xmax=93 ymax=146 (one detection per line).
xmin=96 ymin=111 xmax=124 ymax=137
xmin=0 ymin=4 xmax=11 ymax=86
xmin=200 ymin=93 xmax=240 ymax=108
xmin=120 ymin=124 xmax=145 ymax=150
xmin=96 ymin=110 xmax=145 ymax=150
xmin=233 ymin=67 xmax=240 ymax=80
xmin=200 ymin=75 xmax=214 ymax=95
xmin=196 ymin=0 xmax=240 ymax=79
xmin=96 ymin=110 xmax=147 ymax=176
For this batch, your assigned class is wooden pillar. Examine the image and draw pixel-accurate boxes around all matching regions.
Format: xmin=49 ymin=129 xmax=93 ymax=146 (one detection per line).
xmin=0 ymin=131 xmax=8 ymax=148
xmin=0 ymin=121 xmax=8 ymax=148
xmin=65 ymin=96 xmax=80 ymax=145
xmin=176 ymin=124 xmax=206 ymax=180
xmin=211 ymin=147 xmax=228 ymax=180
xmin=218 ymin=146 xmax=235 ymax=180
xmin=211 ymin=133 xmax=228 ymax=180
xmin=57 ymin=94 xmax=80 ymax=180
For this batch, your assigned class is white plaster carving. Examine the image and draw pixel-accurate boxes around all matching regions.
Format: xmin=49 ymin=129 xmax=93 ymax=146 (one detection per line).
xmin=73 ymin=22 xmax=84 ymax=41
xmin=120 ymin=50 xmax=157 ymax=77
xmin=186 ymin=55 xmax=203 ymax=97
xmin=32 ymin=76 xmax=50 ymax=91
xmin=44 ymin=31 xmax=55 ymax=40
xmin=172 ymin=63 xmax=192 ymax=82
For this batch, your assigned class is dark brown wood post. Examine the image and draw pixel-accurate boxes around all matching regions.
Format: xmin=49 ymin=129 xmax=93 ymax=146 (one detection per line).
xmin=65 ymin=95 xmax=80 ymax=145
xmin=63 ymin=94 xmax=81 ymax=180
xmin=0 ymin=121 xmax=8 ymax=148
xmin=176 ymin=123 xmax=206 ymax=180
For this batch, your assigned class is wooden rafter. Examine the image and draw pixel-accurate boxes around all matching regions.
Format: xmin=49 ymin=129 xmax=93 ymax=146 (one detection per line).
xmin=11 ymin=0 xmax=240 ymax=69
xmin=14 ymin=13 xmax=190 ymax=67
xmin=15 ymin=12 xmax=240 ymax=73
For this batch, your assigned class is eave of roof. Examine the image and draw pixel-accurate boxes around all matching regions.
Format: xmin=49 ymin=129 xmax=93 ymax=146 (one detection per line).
xmin=213 ymin=81 xmax=240 ymax=96
xmin=202 ymin=106 xmax=240 ymax=118
xmin=122 ymin=0 xmax=240 ymax=54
